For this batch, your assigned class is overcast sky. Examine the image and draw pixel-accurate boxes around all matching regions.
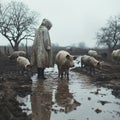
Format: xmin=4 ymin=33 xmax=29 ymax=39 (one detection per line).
xmin=0 ymin=0 xmax=120 ymax=48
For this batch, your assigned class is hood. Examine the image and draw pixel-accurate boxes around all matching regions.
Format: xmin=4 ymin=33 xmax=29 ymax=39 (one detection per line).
xmin=41 ymin=18 xmax=52 ymax=30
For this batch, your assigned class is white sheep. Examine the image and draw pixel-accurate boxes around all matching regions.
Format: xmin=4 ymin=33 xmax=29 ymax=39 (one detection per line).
xmin=88 ymin=50 xmax=101 ymax=59
xmin=81 ymin=55 xmax=103 ymax=74
xmin=8 ymin=51 xmax=26 ymax=60
xmin=55 ymin=50 xmax=77 ymax=80
xmin=16 ymin=56 xmax=31 ymax=74
xmin=81 ymin=55 xmax=90 ymax=68
xmin=111 ymin=49 xmax=120 ymax=63
xmin=88 ymin=56 xmax=103 ymax=71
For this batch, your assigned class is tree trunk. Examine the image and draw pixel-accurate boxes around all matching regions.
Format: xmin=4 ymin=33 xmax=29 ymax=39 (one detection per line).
xmin=13 ymin=43 xmax=19 ymax=51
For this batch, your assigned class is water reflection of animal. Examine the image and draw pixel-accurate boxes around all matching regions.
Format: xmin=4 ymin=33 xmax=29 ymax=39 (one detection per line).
xmin=55 ymin=80 xmax=80 ymax=113
xmin=31 ymin=80 xmax=52 ymax=120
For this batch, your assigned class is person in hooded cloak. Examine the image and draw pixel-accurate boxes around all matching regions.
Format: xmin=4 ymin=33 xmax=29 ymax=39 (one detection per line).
xmin=31 ymin=18 xmax=53 ymax=79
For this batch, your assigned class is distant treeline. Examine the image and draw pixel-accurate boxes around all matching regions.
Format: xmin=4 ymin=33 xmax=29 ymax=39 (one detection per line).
xmin=0 ymin=45 xmax=109 ymax=58
xmin=0 ymin=46 xmax=32 ymax=56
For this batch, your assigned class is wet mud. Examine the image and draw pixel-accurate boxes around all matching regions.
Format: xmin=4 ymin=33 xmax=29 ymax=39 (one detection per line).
xmin=0 ymin=56 xmax=32 ymax=120
xmin=0 ymin=56 xmax=120 ymax=120
xmin=72 ymin=61 xmax=120 ymax=98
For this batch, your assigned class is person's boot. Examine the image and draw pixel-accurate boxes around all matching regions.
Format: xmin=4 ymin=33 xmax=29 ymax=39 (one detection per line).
xmin=42 ymin=68 xmax=47 ymax=79
xmin=37 ymin=68 xmax=43 ymax=79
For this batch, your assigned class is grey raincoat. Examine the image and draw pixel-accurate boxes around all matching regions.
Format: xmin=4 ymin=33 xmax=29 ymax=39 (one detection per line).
xmin=31 ymin=19 xmax=53 ymax=68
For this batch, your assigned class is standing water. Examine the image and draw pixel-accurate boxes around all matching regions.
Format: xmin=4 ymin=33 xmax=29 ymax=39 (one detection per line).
xmin=17 ymin=64 xmax=120 ymax=120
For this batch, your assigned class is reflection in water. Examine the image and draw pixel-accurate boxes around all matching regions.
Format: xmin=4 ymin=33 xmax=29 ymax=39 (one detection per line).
xmin=16 ymin=68 xmax=120 ymax=120
xmin=55 ymin=80 xmax=80 ymax=113
xmin=31 ymin=80 xmax=52 ymax=120
xmin=17 ymin=95 xmax=32 ymax=115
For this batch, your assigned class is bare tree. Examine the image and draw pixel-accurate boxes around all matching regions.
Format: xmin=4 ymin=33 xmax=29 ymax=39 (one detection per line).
xmin=0 ymin=1 xmax=38 ymax=51
xmin=96 ymin=15 xmax=120 ymax=52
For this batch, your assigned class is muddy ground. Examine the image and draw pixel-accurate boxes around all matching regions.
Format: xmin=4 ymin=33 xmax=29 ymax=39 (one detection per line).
xmin=0 ymin=55 xmax=120 ymax=120
xmin=72 ymin=59 xmax=120 ymax=98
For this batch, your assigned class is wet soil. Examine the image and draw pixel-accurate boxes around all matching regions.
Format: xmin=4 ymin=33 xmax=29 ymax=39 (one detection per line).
xmin=72 ymin=60 xmax=120 ymax=98
xmin=0 ymin=56 xmax=32 ymax=120
xmin=0 ymin=56 xmax=120 ymax=120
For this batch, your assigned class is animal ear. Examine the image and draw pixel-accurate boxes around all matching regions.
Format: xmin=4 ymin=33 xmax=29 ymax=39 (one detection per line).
xmin=97 ymin=62 xmax=100 ymax=66
xmin=26 ymin=64 xmax=32 ymax=69
xmin=66 ymin=55 xmax=70 ymax=59
xmin=73 ymin=56 xmax=77 ymax=60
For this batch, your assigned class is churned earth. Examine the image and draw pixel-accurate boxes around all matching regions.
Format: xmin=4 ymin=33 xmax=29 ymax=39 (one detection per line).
xmin=0 ymin=55 xmax=120 ymax=120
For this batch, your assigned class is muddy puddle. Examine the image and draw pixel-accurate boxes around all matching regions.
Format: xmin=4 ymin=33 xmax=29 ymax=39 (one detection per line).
xmin=16 ymin=65 xmax=120 ymax=120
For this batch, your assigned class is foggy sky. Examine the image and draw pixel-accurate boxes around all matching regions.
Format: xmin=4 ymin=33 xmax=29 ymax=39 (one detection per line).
xmin=0 ymin=0 xmax=120 ymax=48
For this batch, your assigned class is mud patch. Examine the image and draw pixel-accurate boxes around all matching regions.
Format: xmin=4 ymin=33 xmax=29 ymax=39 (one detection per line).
xmin=0 ymin=56 xmax=120 ymax=120
xmin=72 ymin=61 xmax=120 ymax=98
